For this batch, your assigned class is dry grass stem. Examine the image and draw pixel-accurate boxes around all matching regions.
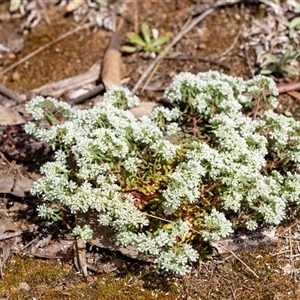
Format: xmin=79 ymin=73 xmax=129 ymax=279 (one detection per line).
xmin=132 ymin=9 xmax=215 ymax=94
xmin=220 ymin=245 xmax=259 ymax=278
xmin=0 ymin=25 xmax=86 ymax=76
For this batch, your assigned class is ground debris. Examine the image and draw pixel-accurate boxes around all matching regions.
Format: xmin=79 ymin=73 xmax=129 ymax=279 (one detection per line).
xmin=0 ymin=105 xmax=25 ymax=125
xmin=0 ymin=125 xmax=52 ymax=162
xmin=210 ymin=228 xmax=278 ymax=254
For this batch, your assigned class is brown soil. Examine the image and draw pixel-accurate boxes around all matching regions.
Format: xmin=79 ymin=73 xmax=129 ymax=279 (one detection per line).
xmin=1 ymin=1 xmax=300 ymax=299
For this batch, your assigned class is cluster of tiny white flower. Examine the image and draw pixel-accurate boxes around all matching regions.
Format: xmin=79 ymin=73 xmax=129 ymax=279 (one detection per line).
xmin=201 ymin=208 xmax=234 ymax=241
xmin=151 ymin=106 xmax=182 ymax=122
xmin=26 ymin=95 xmax=73 ymax=120
xmin=162 ymin=157 xmax=205 ymax=213
xmin=25 ymin=73 xmax=300 ymax=274
xmin=116 ymin=221 xmax=198 ymax=275
xmin=102 ymin=85 xmax=140 ymax=109
xmin=72 ymin=224 xmax=93 ymax=243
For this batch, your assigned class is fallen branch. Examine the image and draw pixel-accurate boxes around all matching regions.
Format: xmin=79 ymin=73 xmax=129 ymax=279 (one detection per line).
xmin=191 ymin=0 xmax=260 ymax=16
xmin=70 ymin=83 xmax=104 ymax=105
xmin=0 ymin=231 xmax=23 ymax=241
xmin=277 ymin=82 xmax=300 ymax=94
xmin=32 ymin=61 xmax=100 ymax=98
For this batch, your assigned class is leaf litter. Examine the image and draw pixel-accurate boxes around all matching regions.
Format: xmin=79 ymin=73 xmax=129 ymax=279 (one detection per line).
xmin=0 ymin=0 xmax=300 ymax=299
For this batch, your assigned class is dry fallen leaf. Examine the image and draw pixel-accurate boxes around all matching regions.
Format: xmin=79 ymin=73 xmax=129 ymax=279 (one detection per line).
xmin=0 ymin=105 xmax=25 ymax=125
xmin=76 ymin=211 xmax=152 ymax=262
xmin=1 ymin=125 xmax=52 ymax=161
xmin=33 ymin=240 xmax=74 ymax=259
xmin=0 ymin=218 xmax=18 ymax=234
xmin=86 ymin=253 xmax=123 ymax=273
xmin=130 ymin=102 xmax=158 ymax=118
xmin=0 ymin=173 xmax=33 ymax=197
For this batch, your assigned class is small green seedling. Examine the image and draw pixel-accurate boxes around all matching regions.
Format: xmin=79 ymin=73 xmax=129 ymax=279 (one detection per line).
xmin=95 ymin=0 xmax=107 ymax=5
xmin=260 ymin=45 xmax=300 ymax=76
xmin=285 ymin=16 xmax=300 ymax=38
xmin=122 ymin=22 xmax=172 ymax=58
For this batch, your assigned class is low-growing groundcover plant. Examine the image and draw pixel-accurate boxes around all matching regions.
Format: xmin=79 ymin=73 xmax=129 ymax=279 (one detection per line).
xmin=25 ymin=71 xmax=300 ymax=275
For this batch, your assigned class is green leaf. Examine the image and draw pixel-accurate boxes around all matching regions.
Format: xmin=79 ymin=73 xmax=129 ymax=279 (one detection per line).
xmin=263 ymin=53 xmax=279 ymax=64
xmin=260 ymin=68 xmax=274 ymax=75
xmin=282 ymin=46 xmax=293 ymax=62
xmin=288 ymin=16 xmax=300 ymax=30
xmin=127 ymin=32 xmax=147 ymax=47
xmin=281 ymin=66 xmax=299 ymax=75
xmin=121 ymin=45 xmax=138 ymax=53
xmin=150 ymin=32 xmax=172 ymax=48
xmin=289 ymin=28 xmax=295 ymax=39
xmin=95 ymin=0 xmax=108 ymax=5
xmin=141 ymin=23 xmax=151 ymax=45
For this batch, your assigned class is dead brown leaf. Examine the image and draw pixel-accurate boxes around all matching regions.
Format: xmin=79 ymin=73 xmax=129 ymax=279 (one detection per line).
xmin=33 ymin=239 xmax=74 ymax=259
xmin=1 ymin=125 xmax=52 ymax=161
xmin=86 ymin=253 xmax=123 ymax=273
xmin=0 ymin=105 xmax=25 ymax=125
xmin=0 ymin=218 xmax=18 ymax=234
xmin=130 ymin=102 xmax=158 ymax=118
xmin=0 ymin=172 xmax=33 ymax=197
xmin=76 ymin=211 xmax=152 ymax=262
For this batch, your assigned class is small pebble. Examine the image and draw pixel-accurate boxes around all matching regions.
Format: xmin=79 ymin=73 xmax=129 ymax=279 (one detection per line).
xmin=19 ymin=282 xmax=30 ymax=291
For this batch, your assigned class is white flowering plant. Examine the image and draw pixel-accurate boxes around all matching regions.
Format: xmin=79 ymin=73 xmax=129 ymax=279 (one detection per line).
xmin=25 ymin=71 xmax=300 ymax=275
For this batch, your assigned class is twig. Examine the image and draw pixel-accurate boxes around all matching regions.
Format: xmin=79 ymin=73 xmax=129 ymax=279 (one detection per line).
xmin=70 ymin=83 xmax=104 ymax=105
xmin=191 ymin=0 xmax=245 ymax=16
xmin=0 ymin=231 xmax=23 ymax=241
xmin=219 ymin=26 xmax=242 ymax=58
xmin=244 ymin=45 xmax=255 ymax=77
xmin=288 ymin=90 xmax=300 ymax=102
xmin=271 ymin=250 xmax=289 ymax=256
xmin=0 ymin=83 xmax=24 ymax=104
xmin=260 ymin=156 xmax=286 ymax=173
xmin=290 ymin=253 xmax=300 ymax=258
xmin=277 ymin=82 xmax=300 ymax=94
xmin=0 ymin=24 xmax=86 ymax=76
xmin=134 ymin=1 xmax=138 ymax=33
xmin=252 ymin=94 xmax=261 ymax=120
xmin=288 ymin=227 xmax=296 ymax=282
xmin=32 ymin=60 xmax=100 ymax=98
xmin=230 ymin=285 xmax=237 ymax=300
xmin=277 ymin=219 xmax=300 ymax=237
xmin=141 ymin=63 xmax=161 ymax=92
xmin=132 ymin=8 xmax=215 ymax=94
